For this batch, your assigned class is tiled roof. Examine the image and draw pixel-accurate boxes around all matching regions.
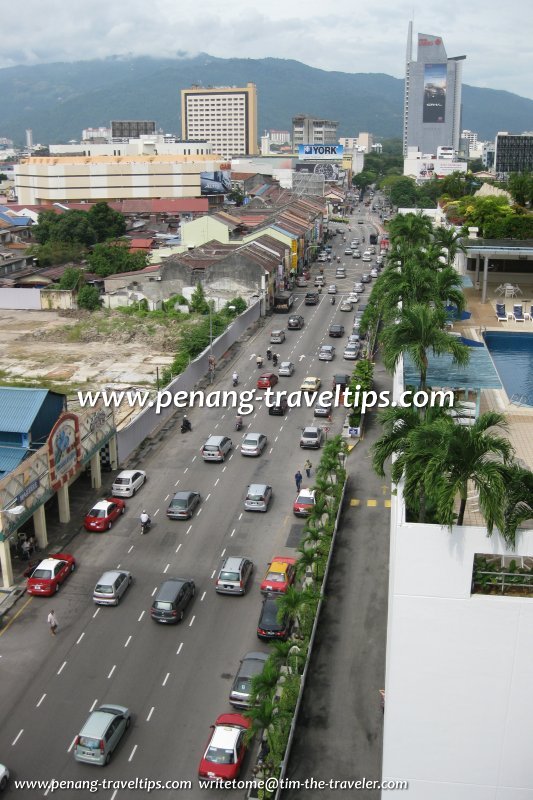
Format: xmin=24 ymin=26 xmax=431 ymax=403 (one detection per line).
xmin=129 ymin=238 xmax=154 ymax=249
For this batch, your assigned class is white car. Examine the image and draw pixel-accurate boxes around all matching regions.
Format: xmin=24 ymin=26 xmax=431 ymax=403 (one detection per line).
xmin=328 ymin=284 xmax=337 ymax=294
xmin=370 ymin=268 xmax=379 ymax=279
xmin=319 ymin=345 xmax=335 ymax=361
xmin=353 ymin=282 xmax=364 ymax=294
xmin=240 ymin=432 xmax=268 ymax=457
xmin=300 ymin=426 xmax=324 ymax=449
xmin=0 ymin=764 xmax=8 ymax=791
xmin=343 ymin=343 xmax=359 ymax=360
xmin=362 ymin=251 xmax=372 ymax=261
xmin=278 ymin=361 xmax=295 ymax=376
xmin=346 ymin=294 xmax=359 ymax=304
xmin=112 ymin=470 xmax=147 ymax=498
xmin=344 ymin=248 xmax=353 ymax=256
xmin=352 ymin=250 xmax=361 ymax=258
xmin=339 ymin=300 xmax=353 ymax=312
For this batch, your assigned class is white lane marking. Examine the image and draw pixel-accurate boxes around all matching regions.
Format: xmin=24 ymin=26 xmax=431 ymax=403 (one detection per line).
xmin=221 ymin=413 xmax=225 ymax=419
xmin=146 ymin=707 xmax=155 ymax=722
xmin=214 ymin=478 xmax=219 ymax=487
xmin=238 ymin=512 xmax=243 ymax=520
xmin=189 ymin=615 xmax=196 ymax=627
xmin=154 ymin=508 xmax=160 ymax=516
xmin=164 ymin=494 xmax=170 ymax=501
xmin=175 ymin=479 xmax=180 ymax=487
xmin=192 ymin=455 xmax=197 ymax=462
xmin=128 ymin=545 xmax=134 ymax=554
xmin=57 ymin=661 xmax=67 ymax=676
xmin=163 ymin=563 xmax=170 ymax=574
xmin=230 ymin=528 xmax=236 ymax=537
xmin=76 ymin=632 xmax=85 ymax=645
xmin=229 ymin=453 xmax=233 ymax=461
xmin=124 ymin=636 xmax=132 ymax=648
xmin=269 ymin=447 xmax=274 ymax=454
xmin=175 ymin=543 xmax=182 ymax=554
xmin=253 ymin=412 xmax=257 ymax=418
xmin=184 ymin=467 xmax=188 ymax=473
xmin=206 ymin=493 xmax=211 ymax=501
xmin=138 ymin=610 xmax=145 ymax=622
xmin=275 ymin=436 xmax=279 ymax=442
xmin=111 ymin=791 xmax=118 ymax=800
xmin=128 ymin=745 xmax=137 ymax=762
xmin=36 ymin=693 xmax=46 ymax=708
xmin=222 ymin=466 xmax=227 ymax=472
xmin=151 ymin=587 xmax=158 ymax=597
xmin=176 ymin=642 xmax=183 ymax=655
xmin=162 ymin=672 xmax=170 ymax=687
xmin=90 ymin=699 xmax=98 ymax=712
xmin=210 ymin=569 xmax=216 ymax=579
xmin=93 ymin=608 xmax=100 ymax=618
xmin=108 ymin=665 xmax=116 ymax=679
xmin=197 ymin=507 xmax=202 ymax=516
xmin=67 ymin=735 xmax=76 ymax=753
xmin=12 ymin=729 xmax=23 ymax=746
xmin=279 ymin=425 xmax=284 ymax=431
xmin=186 ymin=524 xmax=192 ymax=535
xmin=214 ymin=423 xmax=219 ymax=429
xmin=200 ymin=591 xmax=206 ymax=601
xmin=220 ymin=548 xmax=226 ymax=557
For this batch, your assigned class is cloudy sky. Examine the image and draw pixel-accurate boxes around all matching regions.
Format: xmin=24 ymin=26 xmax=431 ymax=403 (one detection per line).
xmin=2 ymin=0 xmax=532 ymax=100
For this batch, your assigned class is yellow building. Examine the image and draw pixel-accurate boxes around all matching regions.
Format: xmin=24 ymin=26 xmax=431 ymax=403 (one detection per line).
xmin=181 ymin=83 xmax=258 ymax=159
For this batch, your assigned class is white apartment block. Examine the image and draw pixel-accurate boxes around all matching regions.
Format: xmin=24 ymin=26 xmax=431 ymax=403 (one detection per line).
xmin=49 ymin=136 xmax=212 ymax=159
xmin=181 ymin=83 xmax=258 ymax=159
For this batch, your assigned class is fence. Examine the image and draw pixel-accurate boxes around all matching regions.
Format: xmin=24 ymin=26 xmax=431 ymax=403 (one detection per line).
xmin=116 ymin=301 xmax=261 ymax=463
xmin=0 ymin=287 xmax=41 ymax=309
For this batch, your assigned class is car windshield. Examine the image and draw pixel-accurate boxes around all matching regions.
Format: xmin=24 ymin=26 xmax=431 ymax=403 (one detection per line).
xmin=31 ymin=568 xmax=52 ymax=580
xmin=243 ymin=438 xmax=258 ymax=447
xmin=219 ymin=571 xmax=240 ymax=582
xmin=233 ymin=678 xmax=251 ymax=694
xmin=304 ymin=431 xmax=318 ymax=439
xmin=247 ymin=492 xmax=265 ymax=501
xmin=113 ymin=478 xmax=128 ymax=485
xmin=78 ymin=736 xmax=100 ymax=750
xmin=266 ymin=572 xmax=285 ymax=582
xmin=296 ymin=494 xmax=314 ymax=505
xmin=170 ymin=498 xmax=187 ymax=508
xmin=88 ymin=507 xmax=108 ymax=518
xmin=94 ymin=583 xmax=113 ymax=594
xmin=206 ymin=745 xmax=235 ymax=765
xmin=154 ymin=601 xmax=173 ymax=611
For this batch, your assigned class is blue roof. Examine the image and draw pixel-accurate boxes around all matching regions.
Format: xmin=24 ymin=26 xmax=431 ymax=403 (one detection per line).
xmin=0 ymin=212 xmax=31 ymax=226
xmin=0 ymin=388 xmax=51 ymax=433
xmin=404 ymin=342 xmax=502 ymax=390
xmin=0 ymin=445 xmax=28 ymax=478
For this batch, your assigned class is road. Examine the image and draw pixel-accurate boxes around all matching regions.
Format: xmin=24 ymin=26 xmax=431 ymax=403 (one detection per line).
xmin=0 ymin=209 xmax=384 ymax=799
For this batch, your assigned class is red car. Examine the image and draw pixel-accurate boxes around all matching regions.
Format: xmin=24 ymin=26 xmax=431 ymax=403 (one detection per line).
xmin=26 ymin=553 xmax=76 ymax=596
xmin=84 ymin=498 xmax=126 ymax=532
xmin=293 ymin=488 xmax=316 ymax=517
xmin=257 ymin=372 xmax=278 ymax=389
xmin=260 ymin=556 xmax=297 ymax=595
xmin=198 ymin=713 xmax=251 ymax=781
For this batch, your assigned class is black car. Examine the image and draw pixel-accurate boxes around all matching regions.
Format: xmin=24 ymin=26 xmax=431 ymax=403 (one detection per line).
xmin=257 ymin=596 xmax=292 ymax=641
xmin=305 ymin=292 xmax=319 ymax=306
xmin=332 ymin=373 xmax=350 ymax=392
xmin=329 ymin=324 xmax=345 ymax=338
xmin=151 ymin=578 xmax=195 ymax=623
xmin=287 ymin=314 xmax=304 ymax=330
xmin=167 ymin=490 xmax=201 ymax=519
xmin=268 ymin=396 xmax=288 ymax=416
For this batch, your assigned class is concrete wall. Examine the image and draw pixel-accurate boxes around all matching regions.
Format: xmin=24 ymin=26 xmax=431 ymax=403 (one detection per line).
xmin=40 ymin=289 xmax=77 ymax=310
xmin=180 ymin=216 xmax=230 ymax=247
xmin=0 ymin=287 xmax=41 ymax=309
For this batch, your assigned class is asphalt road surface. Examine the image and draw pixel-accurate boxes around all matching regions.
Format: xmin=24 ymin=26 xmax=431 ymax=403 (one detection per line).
xmin=0 ymin=212 xmax=386 ymax=799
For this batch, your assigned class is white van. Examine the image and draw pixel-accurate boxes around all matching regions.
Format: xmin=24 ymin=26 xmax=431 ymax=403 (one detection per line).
xmin=362 ymin=251 xmax=372 ymax=262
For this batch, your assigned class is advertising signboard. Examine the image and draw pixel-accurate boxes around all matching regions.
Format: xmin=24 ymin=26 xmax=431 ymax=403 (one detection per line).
xmin=200 ymin=167 xmax=232 ymax=195
xmin=298 ymin=144 xmax=344 ymax=160
xmin=423 ymin=63 xmax=447 ymax=123
xmin=415 ymin=160 xmax=467 ymax=180
xmin=295 ymin=162 xmax=342 ymax=182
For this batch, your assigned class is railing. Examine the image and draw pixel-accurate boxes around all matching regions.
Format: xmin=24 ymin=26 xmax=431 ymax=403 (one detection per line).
xmin=472 ymin=569 xmax=533 ymax=596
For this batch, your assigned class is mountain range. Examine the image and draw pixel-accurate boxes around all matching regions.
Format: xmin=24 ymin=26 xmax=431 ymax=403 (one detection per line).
xmin=1 ymin=53 xmax=532 ymax=146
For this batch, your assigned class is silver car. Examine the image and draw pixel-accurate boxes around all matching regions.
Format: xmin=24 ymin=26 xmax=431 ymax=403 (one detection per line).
xmin=300 ymin=426 xmax=324 ymax=449
xmin=215 ymin=557 xmax=254 ymax=595
xmin=353 ymin=282 xmax=364 ymax=294
xmin=229 ymin=652 xmax=269 ymax=708
xmin=278 ymin=361 xmax=294 ymax=377
xmin=74 ymin=705 xmax=131 ymax=766
xmin=93 ymin=570 xmax=133 ymax=606
xmin=343 ymin=343 xmax=359 ymax=361
xmin=318 ymin=345 xmax=335 ymax=361
xmin=244 ymin=483 xmax=273 ymax=512
xmin=240 ymin=432 xmax=267 ymax=457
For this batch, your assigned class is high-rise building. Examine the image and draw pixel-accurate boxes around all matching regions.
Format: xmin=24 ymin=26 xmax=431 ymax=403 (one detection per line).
xmin=267 ymin=130 xmax=291 ymax=145
xmin=494 ymin=132 xmax=533 ymax=176
xmin=292 ymin=116 xmax=338 ymax=148
xmin=181 ymin=83 xmax=258 ymax=158
xmin=403 ymin=23 xmax=465 ymax=157
xmin=111 ymin=120 xmax=156 ymax=139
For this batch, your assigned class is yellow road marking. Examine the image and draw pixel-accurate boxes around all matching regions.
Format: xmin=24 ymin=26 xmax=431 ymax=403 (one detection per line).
xmin=0 ymin=595 xmax=32 ymax=637
xmin=367 ymin=499 xmax=377 ymax=507
xmin=350 ymin=499 xmax=361 ymax=506
xmin=384 ymin=499 xmax=391 ymax=508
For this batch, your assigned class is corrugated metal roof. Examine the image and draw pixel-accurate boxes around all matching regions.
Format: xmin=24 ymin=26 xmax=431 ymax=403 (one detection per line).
xmin=0 ymin=445 xmax=28 ymax=478
xmin=0 ymin=387 xmax=50 ymax=433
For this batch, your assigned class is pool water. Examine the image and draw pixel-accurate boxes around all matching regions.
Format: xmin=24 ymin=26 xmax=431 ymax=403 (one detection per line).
xmin=484 ymin=331 xmax=533 ymax=405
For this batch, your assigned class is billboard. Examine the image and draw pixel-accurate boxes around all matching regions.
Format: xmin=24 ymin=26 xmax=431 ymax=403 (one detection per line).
xmin=295 ymin=162 xmax=343 ymax=182
xmin=423 ymin=63 xmax=447 ymax=123
xmin=298 ymin=144 xmax=343 ymax=160
xmin=414 ymin=159 xmax=468 ymax=181
xmin=200 ymin=169 xmax=232 ymax=195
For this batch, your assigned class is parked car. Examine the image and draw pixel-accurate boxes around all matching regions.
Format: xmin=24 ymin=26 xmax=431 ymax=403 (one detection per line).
xmin=300 ymin=426 xmax=324 ymax=449
xmin=84 ymin=498 xmax=126 ymax=532
xmin=240 ymin=432 xmax=267 ymax=457
xmin=318 ymin=344 xmax=335 ymax=361
xmin=343 ymin=343 xmax=360 ymax=360
xmin=151 ymin=577 xmax=195 ymax=623
xmin=215 ymin=556 xmax=254 ymax=595
xmin=361 ymin=273 xmax=371 ymax=283
xmin=229 ymin=652 xmax=269 ymax=708
xmin=260 ymin=556 xmax=297 ymax=595
xmin=287 ymin=315 xmax=304 ymax=330
xmin=26 ymin=553 xmax=76 ymax=596
xmin=269 ymin=329 xmax=285 ymax=344
xmin=201 ymin=435 xmax=232 ymax=462
xmin=300 ymin=377 xmax=321 ymax=392
xmin=167 ymin=491 xmax=201 ymax=520
xmin=257 ymin=595 xmax=292 ymax=641
xmin=332 ymin=373 xmax=350 ymax=392
xmin=268 ymin=396 xmax=288 ymax=415
xmin=198 ymin=714 xmax=251 ymax=780
xmin=293 ymin=488 xmax=316 ymax=517
xmin=257 ymin=372 xmax=278 ymax=389
xmin=73 ymin=704 xmax=131 ymax=766
xmin=93 ymin=570 xmax=132 ymax=606
xmin=111 ymin=470 xmax=146 ymax=498
xmin=314 ymin=397 xmax=332 ymax=417
xmin=278 ymin=361 xmax=295 ymax=376
xmin=244 ymin=483 xmax=273 ymax=512
xmin=329 ymin=324 xmax=345 ymax=338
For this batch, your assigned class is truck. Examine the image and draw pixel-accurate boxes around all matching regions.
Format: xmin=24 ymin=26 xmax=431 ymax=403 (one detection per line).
xmin=369 ymin=233 xmax=378 ymax=245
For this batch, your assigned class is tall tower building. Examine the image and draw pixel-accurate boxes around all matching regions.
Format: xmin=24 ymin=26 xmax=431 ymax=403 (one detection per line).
xmin=181 ymin=83 xmax=258 ymax=158
xmin=403 ymin=26 xmax=465 ymax=156
xmin=292 ymin=115 xmax=338 ymax=148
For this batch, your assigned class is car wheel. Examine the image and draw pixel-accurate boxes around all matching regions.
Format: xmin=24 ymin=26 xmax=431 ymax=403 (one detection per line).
xmin=128 ymin=575 xmax=133 ymax=585
xmin=55 ymin=583 xmax=59 ymax=593
xmin=121 ymin=506 xmax=125 ymax=514
xmin=191 ymin=586 xmax=196 ymax=597
xmin=70 ymin=562 xmax=76 ymax=572
xmin=179 ymin=610 xmax=184 ymax=621
xmin=0 ymin=776 xmax=7 ymax=790
xmin=132 ymin=487 xmax=136 ymax=496
xmin=105 ymin=753 xmax=111 ymax=765
xmin=125 ymin=716 xmax=131 ymax=729
xmin=108 ymin=522 xmax=112 ymax=530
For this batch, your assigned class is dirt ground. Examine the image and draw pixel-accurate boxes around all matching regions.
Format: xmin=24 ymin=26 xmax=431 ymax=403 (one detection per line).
xmin=1 ymin=308 xmax=176 ymax=390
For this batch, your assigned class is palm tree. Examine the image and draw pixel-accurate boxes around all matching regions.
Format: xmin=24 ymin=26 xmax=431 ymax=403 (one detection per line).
xmin=250 ymin=659 xmax=281 ymax=704
xmin=432 ymin=226 xmax=466 ymax=267
xmin=267 ymin=639 xmax=295 ymax=670
xmin=498 ymin=462 xmax=533 ymax=545
xmin=380 ymin=303 xmax=470 ymax=390
xmin=388 ymin=212 xmax=433 ymax=249
xmin=295 ymin=542 xmax=319 ymax=581
xmin=276 ymin=586 xmax=310 ymax=633
xmin=415 ymin=411 xmax=514 ymax=530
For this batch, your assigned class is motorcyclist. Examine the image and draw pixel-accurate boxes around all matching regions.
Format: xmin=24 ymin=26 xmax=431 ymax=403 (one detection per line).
xmin=272 ymin=353 xmax=279 ymax=367
xmin=266 ymin=347 xmax=272 ymax=360
xmin=140 ymin=510 xmax=151 ymax=534
xmin=235 ymin=414 xmax=243 ymax=430
xmin=181 ymin=416 xmax=192 ymax=432
xmin=232 ymin=371 xmax=239 ymax=386
xmin=256 ymin=355 xmax=263 ymax=368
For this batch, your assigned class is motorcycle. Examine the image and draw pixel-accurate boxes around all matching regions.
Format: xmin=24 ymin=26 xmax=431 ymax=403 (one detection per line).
xmin=266 ymin=349 xmax=272 ymax=361
xmin=235 ymin=417 xmax=243 ymax=431
xmin=181 ymin=418 xmax=192 ymax=433
xmin=331 ymin=296 xmax=336 ymax=305
xmin=232 ymin=375 xmax=239 ymax=387
xmin=272 ymin=355 xmax=278 ymax=367
xmin=256 ymin=357 xmax=263 ymax=369
xmin=140 ymin=517 xmax=151 ymax=535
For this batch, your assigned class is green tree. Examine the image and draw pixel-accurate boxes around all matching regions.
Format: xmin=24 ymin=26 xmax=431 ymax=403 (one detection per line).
xmin=87 ymin=243 xmax=148 ymax=277
xmin=52 ymin=210 xmax=97 ymax=246
xmin=388 ymin=212 xmax=433 ymax=249
xmin=250 ymin=659 xmax=281 ymax=704
xmin=189 ymin=281 xmax=209 ymax=314
xmin=432 ymin=226 xmax=466 ymax=267
xmin=87 ymin=202 xmax=126 ymax=241
xmin=34 ymin=210 xmax=60 ymax=244
xmin=27 ymin=240 xmax=85 ymax=267
xmin=380 ymin=304 xmax=470 ymax=390
xmin=58 ymin=267 xmax=84 ymax=290
xmin=499 ymin=463 xmax=533 ymax=545
xmin=77 ymin=284 xmax=101 ymax=310
xmin=352 ymin=171 xmax=376 ymax=191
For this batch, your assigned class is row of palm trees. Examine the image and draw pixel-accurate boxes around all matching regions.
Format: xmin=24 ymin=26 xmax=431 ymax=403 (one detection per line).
xmin=243 ymin=436 xmax=348 ymax=794
xmin=367 ymin=212 xmax=533 ymax=544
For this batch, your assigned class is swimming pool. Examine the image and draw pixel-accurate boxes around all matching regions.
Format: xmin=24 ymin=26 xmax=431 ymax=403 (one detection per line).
xmin=484 ymin=331 xmax=533 ymax=405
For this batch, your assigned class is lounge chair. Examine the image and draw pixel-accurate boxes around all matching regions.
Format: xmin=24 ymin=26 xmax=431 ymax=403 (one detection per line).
xmin=524 ymin=305 xmax=533 ymax=321
xmin=512 ymin=304 xmax=525 ymax=322
xmin=495 ymin=303 xmax=508 ymax=322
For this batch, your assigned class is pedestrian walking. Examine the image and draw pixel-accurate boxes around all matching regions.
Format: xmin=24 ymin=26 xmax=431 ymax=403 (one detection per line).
xmin=47 ymin=610 xmax=58 ymax=636
xmin=304 ymin=460 xmax=312 ymax=479
xmin=295 ymin=470 xmax=303 ymax=492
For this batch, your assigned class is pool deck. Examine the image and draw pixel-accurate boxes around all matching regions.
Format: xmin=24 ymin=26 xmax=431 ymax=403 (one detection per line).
xmin=453 ymin=283 xmax=533 ymax=528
